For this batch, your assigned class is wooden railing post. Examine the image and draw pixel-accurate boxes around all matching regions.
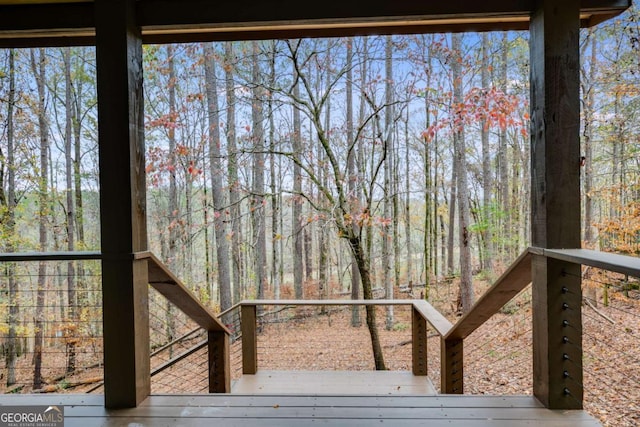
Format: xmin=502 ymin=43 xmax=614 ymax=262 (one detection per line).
xmin=441 ymin=338 xmax=463 ymax=394
xmin=208 ymin=331 xmax=230 ymax=393
xmin=95 ymin=0 xmax=148 ymax=409
xmin=530 ymin=0 xmax=582 ymax=409
xmin=241 ymin=304 xmax=257 ymax=375
xmin=412 ymin=306 xmax=427 ymax=376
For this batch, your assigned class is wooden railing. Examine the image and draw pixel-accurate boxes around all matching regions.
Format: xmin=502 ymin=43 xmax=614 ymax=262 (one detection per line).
xmin=4 ymin=248 xmax=638 ymax=408
xmin=0 ymin=251 xmax=231 ymax=394
xmin=134 ymin=252 xmax=231 ymax=393
xmin=238 ymin=299 xmax=452 ymax=378
xmin=441 ymin=249 xmax=534 ymax=393
xmin=442 ymin=246 xmax=640 ymax=410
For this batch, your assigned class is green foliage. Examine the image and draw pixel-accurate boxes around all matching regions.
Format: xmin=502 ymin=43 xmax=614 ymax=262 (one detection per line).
xmin=7 ymin=385 xmax=23 ymax=394
xmin=499 ymin=301 xmax=520 ymax=315
xmin=391 ymin=322 xmax=409 ymax=332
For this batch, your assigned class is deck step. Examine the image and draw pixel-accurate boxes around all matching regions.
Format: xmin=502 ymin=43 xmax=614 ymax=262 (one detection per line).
xmin=231 ymin=370 xmax=437 ymax=395
xmin=0 ymin=393 xmax=601 ymax=426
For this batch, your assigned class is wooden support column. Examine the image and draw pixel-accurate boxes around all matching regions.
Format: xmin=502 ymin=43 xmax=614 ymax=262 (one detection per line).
xmin=441 ymin=338 xmax=463 ymax=394
xmin=95 ymin=0 xmax=149 ymax=408
xmin=530 ymin=0 xmax=583 ymax=409
xmin=208 ymin=331 xmax=231 ymax=393
xmin=241 ymin=305 xmax=257 ymax=374
xmin=411 ymin=306 xmax=427 ymax=376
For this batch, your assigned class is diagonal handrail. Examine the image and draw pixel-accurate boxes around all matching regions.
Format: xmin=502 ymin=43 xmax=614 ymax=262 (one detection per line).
xmin=445 ymin=248 xmax=534 ymax=341
xmin=446 ymin=247 xmax=640 ymax=342
xmin=135 ymin=251 xmax=229 ymax=334
xmin=135 ymin=251 xmax=230 ymax=393
xmin=440 ymin=246 xmax=640 ymax=400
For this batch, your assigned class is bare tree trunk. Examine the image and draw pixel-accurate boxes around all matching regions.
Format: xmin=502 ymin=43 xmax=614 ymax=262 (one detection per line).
xmin=204 ymin=43 xmax=233 ymax=317
xmin=447 ymin=161 xmax=457 ymax=275
xmin=498 ymin=33 xmax=510 ymax=259
xmin=422 ymin=37 xmax=433 ymax=291
xmin=166 ymin=45 xmax=178 ymax=350
xmin=63 ymin=47 xmax=77 ymax=375
xmin=3 ymin=48 xmax=18 ymax=386
xmin=31 ymin=48 xmax=48 ymax=390
xmin=480 ymin=34 xmax=494 ymax=273
xmin=349 ymin=236 xmax=386 ymax=370
xmin=404 ymin=108 xmax=412 ymax=289
xmin=224 ymin=42 xmax=243 ymax=303
xmin=317 ymin=45 xmax=332 ymax=302
xmin=452 ymin=34 xmax=474 ymax=314
xmin=383 ymin=36 xmax=394 ymax=330
xmin=423 ymin=127 xmax=432 ymax=290
xmin=348 ymin=38 xmax=362 ymax=327
xmin=73 ymin=49 xmax=87 ymax=309
xmin=267 ymin=41 xmax=281 ymax=300
xmin=359 ymin=38 xmax=376 ymax=293
xmin=583 ymin=32 xmax=596 ymax=246
xmin=433 ymin=126 xmax=440 ymax=283
xmin=292 ymin=60 xmax=304 ymax=299
xmin=251 ymin=41 xmax=267 ymax=301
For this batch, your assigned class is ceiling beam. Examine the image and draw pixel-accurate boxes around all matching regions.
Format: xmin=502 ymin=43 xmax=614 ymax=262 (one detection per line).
xmin=0 ymin=0 xmax=631 ymax=47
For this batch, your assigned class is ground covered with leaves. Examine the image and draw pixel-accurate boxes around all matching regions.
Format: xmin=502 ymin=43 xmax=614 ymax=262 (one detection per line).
xmin=253 ymin=277 xmax=639 ymax=427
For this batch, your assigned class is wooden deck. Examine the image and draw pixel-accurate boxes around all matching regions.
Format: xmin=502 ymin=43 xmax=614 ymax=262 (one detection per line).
xmin=0 ymin=394 xmax=600 ymax=426
xmin=231 ymin=370 xmax=437 ymax=395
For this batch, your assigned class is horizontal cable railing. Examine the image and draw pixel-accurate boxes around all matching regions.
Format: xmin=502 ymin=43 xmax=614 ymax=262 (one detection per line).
xmin=0 ymin=252 xmax=230 ymax=396
xmin=0 ymin=255 xmax=103 ymax=394
xmin=575 ymin=266 xmax=640 ymax=427
xmin=443 ymin=247 xmax=640 ymax=426
xmin=462 ymin=285 xmax=533 ymax=395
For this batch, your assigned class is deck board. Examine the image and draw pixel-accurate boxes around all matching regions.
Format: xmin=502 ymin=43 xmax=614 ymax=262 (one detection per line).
xmin=231 ymin=370 xmax=437 ymax=395
xmin=0 ymin=394 xmax=601 ymax=426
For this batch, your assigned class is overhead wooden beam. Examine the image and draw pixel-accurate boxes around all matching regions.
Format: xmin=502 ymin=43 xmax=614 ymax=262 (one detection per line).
xmin=138 ymin=0 xmax=630 ymax=29
xmin=529 ymin=0 xmax=583 ymax=410
xmin=0 ymin=0 xmax=630 ymax=47
xmin=95 ymin=0 xmax=149 ymax=409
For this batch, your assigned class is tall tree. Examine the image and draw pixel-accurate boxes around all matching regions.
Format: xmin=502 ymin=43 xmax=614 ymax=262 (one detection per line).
xmin=204 ymin=43 xmax=232 ymax=315
xmin=447 ymin=156 xmax=457 ymax=275
xmin=317 ymin=42 xmax=332 ymax=302
xmin=346 ymin=38 xmax=362 ymax=327
xmin=281 ymin=39 xmax=386 ymax=369
xmin=1 ymin=48 xmax=19 ymax=386
xmin=292 ymin=52 xmax=304 ymax=299
xmin=404 ymin=105 xmax=412 ymax=288
xmin=30 ymin=48 xmax=49 ymax=390
xmin=451 ymin=34 xmax=474 ymax=314
xmin=497 ymin=33 xmax=511 ymax=259
xmin=251 ymin=41 xmax=267 ymax=301
xmin=418 ymin=35 xmax=436 ymax=289
xmin=480 ymin=34 xmax=494 ymax=272
xmin=267 ymin=40 xmax=282 ymax=300
xmin=165 ymin=45 xmax=178 ymax=347
xmin=63 ymin=47 xmax=78 ymax=374
xmin=383 ymin=35 xmax=394 ymax=329
xmin=582 ymin=31 xmax=597 ymax=246
xmin=72 ymin=48 xmax=89 ymax=311
xmin=224 ymin=42 xmax=243 ymax=303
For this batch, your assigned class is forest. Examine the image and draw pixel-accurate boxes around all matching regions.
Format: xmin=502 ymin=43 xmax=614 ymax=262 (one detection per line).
xmin=0 ymin=1 xmax=639 ymax=412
